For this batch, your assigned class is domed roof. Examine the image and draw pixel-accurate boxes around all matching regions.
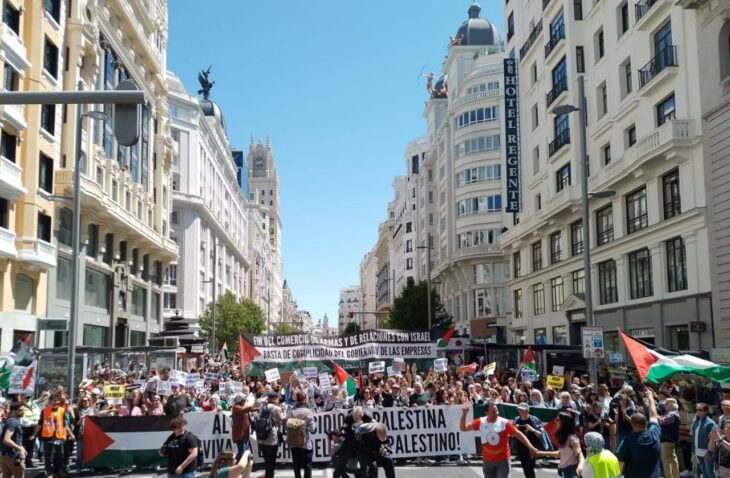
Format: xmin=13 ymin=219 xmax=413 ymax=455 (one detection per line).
xmin=456 ymin=3 xmax=500 ymax=46
xmin=200 ymin=98 xmax=226 ymax=132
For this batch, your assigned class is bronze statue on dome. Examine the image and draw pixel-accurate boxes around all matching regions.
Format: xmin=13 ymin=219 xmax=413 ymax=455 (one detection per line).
xmin=197 ymin=66 xmax=214 ymax=100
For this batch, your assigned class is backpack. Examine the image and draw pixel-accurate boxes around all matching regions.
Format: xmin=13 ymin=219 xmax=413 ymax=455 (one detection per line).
xmin=286 ymin=418 xmax=306 ymax=448
xmin=254 ymin=405 xmax=274 ymax=440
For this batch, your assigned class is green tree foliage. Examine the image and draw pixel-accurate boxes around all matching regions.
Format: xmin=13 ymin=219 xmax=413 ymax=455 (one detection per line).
xmin=387 ymin=278 xmax=452 ymax=331
xmin=199 ymin=293 xmax=266 ymax=347
xmin=273 ymin=323 xmax=300 ymax=334
xmin=343 ymin=322 xmax=361 ymax=334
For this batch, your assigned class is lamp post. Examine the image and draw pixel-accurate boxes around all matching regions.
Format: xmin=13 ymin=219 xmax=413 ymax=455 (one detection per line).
xmin=67 ymin=107 xmax=108 ymax=398
xmin=417 ymin=245 xmax=433 ymax=331
xmin=553 ymin=76 xmax=615 ymax=386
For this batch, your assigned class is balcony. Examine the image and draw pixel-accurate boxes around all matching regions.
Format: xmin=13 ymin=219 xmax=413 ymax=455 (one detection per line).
xmin=0 ymin=155 xmax=26 ymax=202
xmin=0 ymin=226 xmax=16 ymax=258
xmin=16 ymin=238 xmax=56 ymax=269
xmin=638 ymin=46 xmax=678 ymax=90
xmin=520 ymin=20 xmax=543 ymax=58
xmin=546 ymin=80 xmax=568 ymax=107
xmin=0 ymin=23 xmax=30 ymax=73
xmin=0 ymin=104 xmax=25 ymax=133
xmin=544 ymin=25 xmax=565 ymax=59
xmin=453 ymin=244 xmax=501 ymax=260
xmin=635 ymin=0 xmax=672 ymax=28
xmin=452 ymin=88 xmax=502 ymax=108
xmin=549 ymin=129 xmax=571 ymax=157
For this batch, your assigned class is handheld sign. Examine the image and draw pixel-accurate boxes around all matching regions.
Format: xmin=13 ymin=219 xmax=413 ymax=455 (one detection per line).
xmin=103 ymin=384 xmax=126 ymax=405
xmin=521 ymin=369 xmax=536 ymax=382
xmin=265 ymin=368 xmax=281 ymax=383
xmin=156 ymin=380 xmax=172 ymax=396
xmin=434 ymin=358 xmax=448 ymax=373
xmin=552 ymin=365 xmax=565 ymax=376
xmin=186 ymin=374 xmax=201 ymax=388
xmin=393 ymin=358 xmax=405 ymax=371
xmin=8 ymin=363 xmax=36 ymax=396
xmin=318 ymin=373 xmax=331 ymax=392
xmin=546 ymin=375 xmax=565 ymax=390
xmin=303 ymin=367 xmax=318 ymax=379
xmin=368 ymin=361 xmax=385 ymax=374
xmin=387 ymin=366 xmax=402 ymax=377
xmin=483 ymin=362 xmax=496 ymax=376
xmin=170 ymin=370 xmax=188 ymax=384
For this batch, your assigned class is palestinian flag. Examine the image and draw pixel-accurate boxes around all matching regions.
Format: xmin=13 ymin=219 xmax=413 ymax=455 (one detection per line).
xmin=220 ymin=342 xmax=229 ymax=360
xmin=332 ymin=362 xmax=357 ymax=397
xmin=238 ymin=335 xmax=260 ymax=368
xmin=619 ymin=328 xmax=730 ymax=383
xmin=521 ymin=346 xmax=538 ymax=376
xmin=83 ymin=415 xmax=170 ymax=468
xmin=474 ymin=402 xmax=561 ymax=447
xmin=437 ymin=326 xmax=456 ymax=348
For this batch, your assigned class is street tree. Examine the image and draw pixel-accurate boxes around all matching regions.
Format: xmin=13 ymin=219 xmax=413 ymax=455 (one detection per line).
xmin=387 ymin=277 xmax=452 ymax=330
xmin=343 ymin=322 xmax=361 ymax=334
xmin=273 ymin=323 xmax=299 ymax=334
xmin=199 ymin=293 xmax=266 ymax=347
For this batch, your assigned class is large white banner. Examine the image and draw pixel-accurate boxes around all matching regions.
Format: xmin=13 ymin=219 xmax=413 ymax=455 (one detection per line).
xmin=190 ymin=406 xmax=481 ymax=464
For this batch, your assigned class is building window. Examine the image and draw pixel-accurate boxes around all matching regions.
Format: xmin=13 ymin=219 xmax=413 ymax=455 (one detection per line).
xmin=132 ymin=285 xmax=146 ymax=317
xmin=3 ymin=1 xmax=20 ymax=35
xmin=83 ymin=324 xmax=109 ymax=347
xmin=668 ymin=325 xmax=689 ymax=350
xmin=86 ymin=223 xmax=98 ymax=257
xmin=599 ymin=259 xmax=618 ymax=304
xmin=553 ymin=325 xmax=568 ymax=345
xmin=623 ymin=59 xmax=633 ymax=96
xmin=3 ymin=63 xmax=18 ymax=92
xmin=533 ymin=283 xmax=545 ymax=315
xmin=45 ymin=0 xmax=61 ymax=22
xmin=626 ymin=124 xmax=637 ymax=147
xmin=573 ymin=269 xmax=585 ymax=294
xmin=596 ymin=28 xmax=605 ymax=61
xmin=629 ymin=248 xmax=653 ymax=299
xmin=37 ymin=213 xmax=51 ymax=242
xmin=626 ymin=187 xmax=648 ymax=234
xmin=532 ymin=241 xmax=543 ymax=271
xmin=602 ymin=143 xmax=611 ymax=165
xmin=56 ymin=256 xmax=71 ymax=301
xmin=551 ymin=276 xmax=564 ymax=312
xmin=151 ymin=292 xmax=161 ymax=322
xmin=666 ymin=237 xmax=687 ymax=292
xmin=535 ymin=193 xmax=542 ymax=211
xmin=514 ymin=289 xmax=523 ymax=318
xmin=657 ymin=93 xmax=676 ymax=126
xmin=44 ymin=36 xmax=59 ymax=79
xmin=406 ymin=258 xmax=413 ymax=270
xmin=576 ymin=46 xmax=585 ymax=73
xmin=57 ymin=208 xmax=72 ymax=246
xmin=507 ymin=12 xmax=514 ymax=41
xmin=129 ymin=331 xmax=146 ymax=347
xmin=0 ymin=131 xmax=15 ymax=163
xmin=531 ymin=62 xmax=538 ymax=84
xmin=513 ymin=251 xmax=521 ymax=278
xmin=550 ymin=232 xmax=562 ymax=264
xmin=596 ymin=205 xmax=614 ymax=245
xmin=532 ymin=104 xmax=539 ymax=130
xmin=619 ymin=2 xmax=629 ymax=36
xmin=556 ymin=163 xmax=571 ymax=192
xmin=533 ymin=146 xmax=540 ymax=175
xmin=85 ymin=268 xmax=109 ymax=311
xmin=663 ymin=169 xmax=681 ymax=219
xmin=600 ymin=82 xmax=608 ymax=118
xmin=0 ymin=198 xmax=6 ymax=229
xmin=164 ymin=292 xmax=177 ymax=309
xmin=41 ymin=104 xmax=55 ymax=135
xmin=574 ymin=0 xmax=583 ymax=20
xmin=474 ymin=289 xmax=492 ymax=317
xmin=571 ymin=221 xmax=584 ymax=255
xmin=455 ymin=106 xmax=499 ymax=129
xmin=39 ymin=153 xmax=53 ymax=192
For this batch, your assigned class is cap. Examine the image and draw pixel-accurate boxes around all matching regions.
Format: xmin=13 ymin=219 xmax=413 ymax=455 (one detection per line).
xmin=391 ymin=383 xmax=401 ymax=389
xmin=171 ymin=383 xmax=180 ymax=388
xmin=91 ymin=388 xmax=101 ymax=395
xmin=517 ymin=403 xmax=530 ymax=411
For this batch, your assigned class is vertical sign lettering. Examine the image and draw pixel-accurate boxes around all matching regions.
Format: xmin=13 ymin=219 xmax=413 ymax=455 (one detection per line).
xmin=504 ymin=58 xmax=521 ymax=213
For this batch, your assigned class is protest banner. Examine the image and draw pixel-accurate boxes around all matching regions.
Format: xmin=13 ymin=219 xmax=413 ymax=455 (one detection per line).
xmin=103 ymin=384 xmax=126 ymax=405
xmin=434 ymin=358 xmax=448 ymax=373
xmin=205 ymin=373 xmax=219 ymax=383
xmin=552 ymin=365 xmax=565 ymax=376
xmin=302 ymin=367 xmax=318 ymax=379
xmin=318 ymin=373 xmax=331 ymax=392
xmin=368 ymin=361 xmax=385 ymax=374
xmin=546 ymin=375 xmax=565 ymax=390
xmin=156 ymin=381 xmax=172 ymax=397
xmin=8 ymin=362 xmax=36 ymax=395
xmin=483 ymin=362 xmax=496 ymax=376
xmin=264 ymin=368 xmax=280 ymax=383
xmin=170 ymin=370 xmax=187 ymax=384
xmin=244 ymin=329 xmax=436 ymax=363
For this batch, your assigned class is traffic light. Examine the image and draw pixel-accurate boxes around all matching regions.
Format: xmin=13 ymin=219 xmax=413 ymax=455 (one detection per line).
xmin=113 ymin=79 xmax=141 ymax=146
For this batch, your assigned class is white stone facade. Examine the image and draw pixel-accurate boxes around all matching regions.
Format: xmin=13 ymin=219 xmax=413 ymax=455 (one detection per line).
xmin=338 ymin=285 xmax=361 ymax=331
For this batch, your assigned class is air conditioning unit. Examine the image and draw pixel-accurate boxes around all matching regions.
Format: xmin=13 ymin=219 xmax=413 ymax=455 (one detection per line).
xmin=163 ymin=337 xmax=179 ymax=347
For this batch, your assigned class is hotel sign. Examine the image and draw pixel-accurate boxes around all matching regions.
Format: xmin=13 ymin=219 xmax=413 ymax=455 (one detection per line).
xmin=504 ymin=58 xmax=521 ymax=213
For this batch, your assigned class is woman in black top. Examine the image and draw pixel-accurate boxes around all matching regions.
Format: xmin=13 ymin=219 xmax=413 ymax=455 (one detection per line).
xmin=159 ymin=417 xmax=199 ymax=478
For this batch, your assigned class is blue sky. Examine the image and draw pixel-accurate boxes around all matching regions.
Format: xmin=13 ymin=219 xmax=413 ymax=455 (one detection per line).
xmin=167 ymin=1 xmax=504 ymax=323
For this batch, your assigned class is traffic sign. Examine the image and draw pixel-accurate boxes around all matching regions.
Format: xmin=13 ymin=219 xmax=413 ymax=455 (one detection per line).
xmin=582 ymin=326 xmax=605 ymax=358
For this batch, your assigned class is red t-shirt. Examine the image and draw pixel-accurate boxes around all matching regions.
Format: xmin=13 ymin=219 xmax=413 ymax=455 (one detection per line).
xmin=470 ymin=416 xmax=518 ymax=462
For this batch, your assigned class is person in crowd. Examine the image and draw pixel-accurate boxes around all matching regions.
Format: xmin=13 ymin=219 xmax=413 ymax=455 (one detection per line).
xmin=529 ymin=390 xmax=545 ymax=408
xmin=512 ymin=402 xmax=545 ymax=478
xmin=460 ymin=400 xmax=539 ymax=478
xmin=719 ymin=400 xmax=730 ymax=429
xmin=692 ymin=402 xmax=717 ymax=478
xmin=616 ymin=389 xmax=661 ymax=478
xmin=164 ymin=384 xmax=193 ymax=417
xmin=1 ymin=402 xmax=27 ymax=478
xmin=159 ymin=416 xmax=199 ymax=478
xmin=31 ymin=396 xmax=74 ymax=478
xmin=146 ymin=395 xmax=165 ymax=416
xmin=286 ymin=391 xmax=316 ymax=478
xmin=209 ymin=449 xmax=253 ymax=478
xmin=586 ymin=401 xmax=612 ymax=445
xmin=356 ymin=416 xmax=394 ymax=478
xmin=658 ymin=398 xmax=681 ymax=478
xmin=581 ymin=432 xmax=621 ymax=478
xmin=610 ymin=393 xmax=636 ymax=451
xmin=74 ymin=394 xmax=96 ymax=473
xmin=409 ymin=382 xmax=430 ymax=407
xmin=709 ymin=421 xmax=730 ymax=478
xmin=257 ymin=392 xmax=285 ymax=478
xmin=538 ymin=412 xmax=584 ymax=478
xmin=231 ymin=393 xmax=254 ymax=461
xmin=17 ymin=393 xmax=38 ymax=469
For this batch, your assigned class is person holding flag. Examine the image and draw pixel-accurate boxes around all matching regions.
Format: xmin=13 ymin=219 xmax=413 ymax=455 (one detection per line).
xmin=519 ymin=347 xmax=539 ymax=381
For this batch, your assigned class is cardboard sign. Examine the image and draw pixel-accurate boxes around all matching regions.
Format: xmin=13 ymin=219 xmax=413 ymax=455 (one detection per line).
xmin=186 ymin=374 xmax=202 ymax=388
xmin=434 ymin=358 xmax=448 ymax=373
xmin=386 ymin=366 xmax=402 ymax=377
xmin=136 ymin=380 xmax=147 ymax=393
xmin=193 ymin=380 xmax=205 ymax=394
xmin=552 ymin=365 xmax=565 ymax=376
xmin=318 ymin=373 xmax=331 ymax=392
xmin=156 ymin=380 xmax=172 ymax=396
xmin=205 ymin=373 xmax=219 ymax=383
xmin=483 ymin=362 xmax=496 ymax=376
xmin=546 ymin=375 xmax=565 ymax=390
xmin=103 ymin=384 xmax=126 ymax=405
xmin=226 ymin=381 xmax=243 ymax=395
xmin=393 ymin=358 xmax=405 ymax=371
xmin=303 ymin=367 xmax=318 ymax=379
xmin=368 ymin=361 xmax=385 ymax=374
xmin=609 ymin=353 xmax=623 ymax=363
xmin=521 ymin=370 xmax=536 ymax=382
xmin=170 ymin=370 xmax=188 ymax=384
xmin=265 ymin=368 xmax=280 ymax=383
xmin=8 ymin=362 xmax=36 ymax=395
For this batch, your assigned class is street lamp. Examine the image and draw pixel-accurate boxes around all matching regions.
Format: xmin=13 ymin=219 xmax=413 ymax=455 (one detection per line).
xmin=67 ymin=107 xmax=108 ymax=398
xmin=552 ymin=76 xmax=615 ymax=386
xmin=417 ymin=245 xmax=433 ymax=331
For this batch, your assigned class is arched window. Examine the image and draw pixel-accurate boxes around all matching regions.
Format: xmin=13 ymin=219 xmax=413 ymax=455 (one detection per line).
xmin=719 ymin=21 xmax=730 ymax=79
